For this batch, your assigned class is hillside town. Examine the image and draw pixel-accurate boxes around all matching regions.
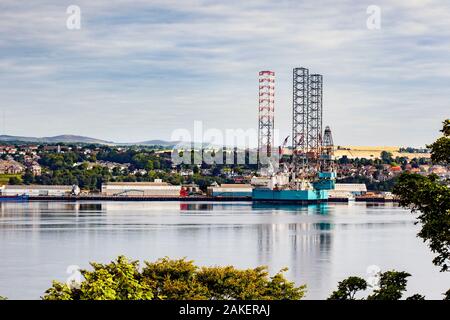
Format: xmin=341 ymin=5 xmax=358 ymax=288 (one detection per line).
xmin=0 ymin=142 xmax=447 ymax=200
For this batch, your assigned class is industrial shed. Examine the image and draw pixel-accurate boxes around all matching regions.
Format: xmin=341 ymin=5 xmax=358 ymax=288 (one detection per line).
xmin=328 ymin=183 xmax=367 ymax=199
xmin=207 ymin=184 xmax=253 ymax=198
xmin=1 ymin=185 xmax=77 ymax=196
xmin=101 ymin=181 xmax=181 ymax=197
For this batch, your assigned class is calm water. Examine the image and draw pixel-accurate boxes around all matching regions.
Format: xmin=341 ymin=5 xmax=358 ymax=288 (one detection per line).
xmin=0 ymin=201 xmax=449 ymax=300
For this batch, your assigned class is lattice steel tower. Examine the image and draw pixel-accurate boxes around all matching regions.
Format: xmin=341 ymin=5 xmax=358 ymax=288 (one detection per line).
xmin=292 ymin=68 xmax=309 ymax=155
xmin=258 ymin=71 xmax=275 ymax=160
xmin=323 ymin=126 xmax=333 ymax=151
xmin=321 ymin=125 xmax=334 ymax=172
xmin=307 ymin=74 xmax=323 ymax=159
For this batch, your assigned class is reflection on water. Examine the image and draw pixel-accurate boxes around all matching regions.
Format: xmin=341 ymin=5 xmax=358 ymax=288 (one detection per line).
xmin=180 ymin=203 xmax=214 ymax=211
xmin=79 ymin=203 xmax=103 ymax=211
xmin=0 ymin=201 xmax=449 ymax=300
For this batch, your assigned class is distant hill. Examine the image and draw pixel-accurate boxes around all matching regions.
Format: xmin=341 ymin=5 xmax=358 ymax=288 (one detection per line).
xmin=0 ymin=135 xmax=114 ymax=145
xmin=0 ymin=135 xmax=222 ymax=148
xmin=135 ymin=140 xmax=179 ymax=146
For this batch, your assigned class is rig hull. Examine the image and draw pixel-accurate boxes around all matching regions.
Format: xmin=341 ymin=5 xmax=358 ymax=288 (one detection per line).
xmin=252 ymin=188 xmax=328 ymax=204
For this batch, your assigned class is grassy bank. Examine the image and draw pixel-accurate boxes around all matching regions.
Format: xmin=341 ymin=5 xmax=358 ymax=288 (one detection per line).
xmin=0 ymin=174 xmax=22 ymax=185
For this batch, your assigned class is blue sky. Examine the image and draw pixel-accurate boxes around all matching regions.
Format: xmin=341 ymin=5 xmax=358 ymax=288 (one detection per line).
xmin=0 ymin=0 xmax=449 ymax=146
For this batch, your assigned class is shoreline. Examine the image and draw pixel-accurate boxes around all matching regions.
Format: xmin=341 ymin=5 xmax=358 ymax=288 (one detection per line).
xmin=6 ymin=196 xmax=400 ymax=203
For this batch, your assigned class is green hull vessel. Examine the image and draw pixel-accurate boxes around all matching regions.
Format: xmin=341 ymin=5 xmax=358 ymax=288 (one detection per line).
xmin=252 ymin=188 xmax=328 ymax=204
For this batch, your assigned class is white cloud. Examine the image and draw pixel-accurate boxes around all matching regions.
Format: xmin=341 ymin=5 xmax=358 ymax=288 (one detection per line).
xmin=0 ymin=0 xmax=449 ymax=145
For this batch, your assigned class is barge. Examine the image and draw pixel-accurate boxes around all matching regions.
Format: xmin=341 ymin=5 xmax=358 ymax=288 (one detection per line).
xmin=0 ymin=195 xmax=29 ymax=202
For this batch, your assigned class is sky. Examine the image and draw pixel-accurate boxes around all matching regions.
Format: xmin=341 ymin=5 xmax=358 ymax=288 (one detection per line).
xmin=0 ymin=0 xmax=449 ymax=147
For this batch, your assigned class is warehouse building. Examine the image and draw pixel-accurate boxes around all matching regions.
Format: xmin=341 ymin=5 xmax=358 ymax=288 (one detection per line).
xmin=0 ymin=185 xmax=78 ymax=196
xmin=101 ymin=180 xmax=181 ymax=197
xmin=207 ymin=184 xmax=253 ymax=198
xmin=328 ymin=183 xmax=367 ymax=199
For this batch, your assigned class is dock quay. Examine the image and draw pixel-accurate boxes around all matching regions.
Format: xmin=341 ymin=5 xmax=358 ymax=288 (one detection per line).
xmin=18 ymin=195 xmax=398 ymax=203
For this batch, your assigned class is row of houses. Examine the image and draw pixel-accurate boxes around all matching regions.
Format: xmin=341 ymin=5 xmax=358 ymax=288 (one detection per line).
xmin=0 ymin=160 xmax=25 ymax=174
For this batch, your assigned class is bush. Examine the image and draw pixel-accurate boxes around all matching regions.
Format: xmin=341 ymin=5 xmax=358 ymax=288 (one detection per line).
xmin=43 ymin=256 xmax=306 ymax=300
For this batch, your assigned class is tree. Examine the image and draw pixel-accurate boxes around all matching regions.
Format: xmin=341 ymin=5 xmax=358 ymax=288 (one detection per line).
xmin=427 ymin=120 xmax=450 ymax=164
xmin=406 ymin=294 xmax=425 ymax=300
xmin=8 ymin=176 xmax=21 ymax=185
xmin=393 ymin=119 xmax=450 ymax=272
xmin=145 ymin=160 xmax=154 ymax=171
xmin=43 ymin=256 xmax=153 ymax=300
xmin=381 ymin=151 xmax=394 ymax=164
xmin=193 ymin=165 xmax=199 ymax=174
xmin=328 ymin=277 xmax=367 ymax=300
xmin=22 ymin=169 xmax=35 ymax=184
xmin=329 ymin=271 xmax=425 ymax=300
xmin=444 ymin=289 xmax=450 ymax=300
xmin=367 ymin=271 xmax=411 ymax=300
xmin=43 ymin=256 xmax=306 ymax=300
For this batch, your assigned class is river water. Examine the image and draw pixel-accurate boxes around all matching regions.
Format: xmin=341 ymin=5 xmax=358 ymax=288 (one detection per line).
xmin=0 ymin=201 xmax=448 ymax=300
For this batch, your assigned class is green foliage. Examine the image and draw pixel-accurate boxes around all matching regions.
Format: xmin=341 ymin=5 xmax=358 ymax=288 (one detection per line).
xmin=142 ymin=258 xmax=209 ymax=300
xmin=329 ymin=271 xmax=424 ymax=300
xmin=393 ymin=173 xmax=450 ymax=269
xmin=35 ymin=166 xmax=112 ymax=191
xmin=0 ymin=174 xmax=21 ymax=185
xmin=328 ymin=276 xmax=367 ymax=300
xmin=444 ymin=289 xmax=450 ymax=300
xmin=393 ymin=120 xmax=450 ymax=272
xmin=442 ymin=119 xmax=450 ymax=136
xmin=43 ymin=256 xmax=306 ymax=300
xmin=43 ymin=281 xmax=77 ymax=300
xmin=427 ymin=119 xmax=450 ymax=164
xmin=43 ymin=256 xmax=153 ymax=300
xmin=0 ymin=296 xmax=7 ymax=300
xmin=22 ymin=170 xmax=35 ymax=184
xmin=406 ymin=294 xmax=426 ymax=300
xmin=39 ymin=152 xmax=81 ymax=170
xmin=381 ymin=151 xmax=394 ymax=164
xmin=8 ymin=176 xmax=22 ymax=185
xmin=429 ymin=137 xmax=450 ymax=164
xmin=367 ymin=271 xmax=411 ymax=300
xmin=195 ymin=265 xmax=305 ymax=300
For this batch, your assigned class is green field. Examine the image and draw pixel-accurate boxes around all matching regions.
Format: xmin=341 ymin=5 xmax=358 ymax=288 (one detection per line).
xmin=0 ymin=174 xmax=22 ymax=185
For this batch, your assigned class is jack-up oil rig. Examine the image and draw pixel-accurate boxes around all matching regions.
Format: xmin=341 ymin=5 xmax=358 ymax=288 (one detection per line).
xmin=253 ymin=67 xmax=336 ymax=203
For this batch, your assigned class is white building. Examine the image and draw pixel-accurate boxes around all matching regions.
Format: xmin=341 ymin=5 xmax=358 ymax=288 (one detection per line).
xmin=1 ymin=185 xmax=77 ymax=196
xmin=207 ymin=184 xmax=253 ymax=197
xmin=250 ymin=176 xmax=270 ymax=187
xmin=101 ymin=180 xmax=181 ymax=197
xmin=328 ymin=183 xmax=367 ymax=199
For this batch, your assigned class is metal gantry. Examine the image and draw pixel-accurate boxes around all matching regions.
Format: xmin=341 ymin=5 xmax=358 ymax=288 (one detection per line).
xmin=308 ymin=74 xmax=323 ymax=159
xmin=292 ymin=68 xmax=324 ymax=176
xmin=292 ymin=67 xmax=309 ymax=155
xmin=258 ymin=71 xmax=275 ymax=162
xmin=321 ymin=125 xmax=334 ymax=172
